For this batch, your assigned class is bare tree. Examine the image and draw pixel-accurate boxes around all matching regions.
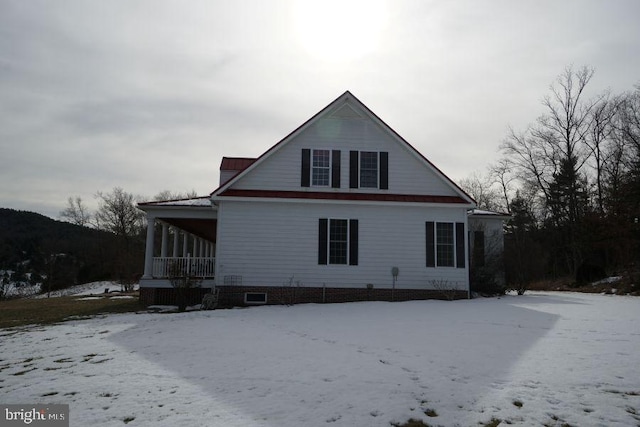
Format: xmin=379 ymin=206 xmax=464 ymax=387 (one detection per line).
xmin=585 ymin=92 xmax=622 ymax=214
xmin=60 ymin=196 xmax=92 ymax=227
xmin=489 ymin=158 xmax=517 ymax=214
xmin=617 ymin=85 xmax=640 ymax=168
xmin=94 ymin=187 xmax=144 ymax=241
xmin=153 ymin=189 xmax=199 ymax=202
xmin=94 ymin=187 xmax=145 ymax=291
xmin=459 ymin=172 xmax=502 ymax=212
xmin=501 ymin=65 xmax=601 ymax=211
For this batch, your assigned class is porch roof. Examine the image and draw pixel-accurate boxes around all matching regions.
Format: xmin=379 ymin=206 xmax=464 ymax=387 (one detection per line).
xmin=163 ymin=218 xmax=216 ymax=242
xmin=137 ymin=197 xmax=217 ymax=242
xmin=138 ymin=196 xmax=212 ymax=208
xmin=468 ymin=208 xmax=511 ymax=220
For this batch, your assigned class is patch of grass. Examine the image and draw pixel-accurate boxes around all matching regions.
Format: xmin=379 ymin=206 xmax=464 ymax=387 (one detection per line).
xmin=605 ymin=389 xmax=640 ymax=397
xmin=480 ymin=418 xmax=502 ymax=427
xmin=391 ymin=418 xmax=431 ymax=427
xmin=12 ymin=367 xmax=37 ymax=376
xmin=424 ymin=408 xmax=438 ymax=417
xmin=90 ymin=358 xmax=113 ymax=364
xmin=512 ymin=399 xmax=523 ymax=408
xmin=390 ymin=419 xmax=431 ymax=427
xmin=543 ymin=415 xmax=574 ymax=427
xmin=0 ymin=296 xmax=143 ymax=329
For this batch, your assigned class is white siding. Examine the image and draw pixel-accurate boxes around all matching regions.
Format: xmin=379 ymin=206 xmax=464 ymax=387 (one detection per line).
xmin=231 ymin=113 xmax=459 ymax=197
xmin=219 ymin=170 xmax=237 ymax=186
xmin=469 ymin=216 xmax=505 ymax=258
xmin=216 ymin=200 xmax=469 ymax=291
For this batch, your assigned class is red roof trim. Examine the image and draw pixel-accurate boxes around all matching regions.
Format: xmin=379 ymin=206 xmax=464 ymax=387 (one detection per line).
xmin=218 ymin=189 xmax=469 ymax=204
xmin=220 ymin=157 xmax=257 ymax=171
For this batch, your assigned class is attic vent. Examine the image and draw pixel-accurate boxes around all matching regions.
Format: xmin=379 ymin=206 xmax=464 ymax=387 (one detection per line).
xmin=244 ymin=292 xmax=267 ymax=305
xmin=330 ymin=104 xmax=363 ymax=119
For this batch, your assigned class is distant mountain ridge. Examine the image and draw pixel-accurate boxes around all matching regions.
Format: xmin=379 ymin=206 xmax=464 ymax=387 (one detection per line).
xmin=0 ymin=208 xmax=117 ymax=288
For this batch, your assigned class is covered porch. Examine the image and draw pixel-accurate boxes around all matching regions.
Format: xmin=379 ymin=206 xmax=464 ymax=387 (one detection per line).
xmin=138 ymin=198 xmax=218 ymax=288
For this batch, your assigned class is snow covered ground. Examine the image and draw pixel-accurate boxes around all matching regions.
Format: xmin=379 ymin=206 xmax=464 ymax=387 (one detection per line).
xmin=1 ymin=292 xmax=639 ymax=427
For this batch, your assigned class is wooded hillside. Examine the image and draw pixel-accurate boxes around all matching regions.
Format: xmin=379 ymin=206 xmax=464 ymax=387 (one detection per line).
xmin=0 ymin=208 xmax=123 ymax=291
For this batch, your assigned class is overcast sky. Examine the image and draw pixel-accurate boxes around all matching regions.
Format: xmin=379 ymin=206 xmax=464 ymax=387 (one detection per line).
xmin=1 ymin=0 xmax=639 ymax=219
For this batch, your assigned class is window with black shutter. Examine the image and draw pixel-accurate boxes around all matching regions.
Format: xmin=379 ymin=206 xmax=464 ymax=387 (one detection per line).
xmin=426 ymin=221 xmax=466 ymax=269
xmin=318 ymin=218 xmax=359 ymax=266
xmin=349 ymin=151 xmax=388 ymax=189
xmin=303 ymin=149 xmax=341 ymax=188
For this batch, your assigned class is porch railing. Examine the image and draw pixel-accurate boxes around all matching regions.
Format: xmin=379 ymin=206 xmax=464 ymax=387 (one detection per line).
xmin=152 ymin=256 xmax=215 ymax=278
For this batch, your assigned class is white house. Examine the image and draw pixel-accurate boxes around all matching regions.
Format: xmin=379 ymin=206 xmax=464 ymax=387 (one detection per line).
xmin=138 ymin=91 xmax=507 ymax=306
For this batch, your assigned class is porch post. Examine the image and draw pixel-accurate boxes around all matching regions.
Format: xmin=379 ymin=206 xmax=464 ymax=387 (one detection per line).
xmin=192 ymin=235 xmax=197 ymax=257
xmin=161 ymin=223 xmax=169 ymax=258
xmin=142 ymin=215 xmax=156 ymax=279
xmin=172 ymin=227 xmax=179 ymax=257
xmin=183 ymin=233 xmax=189 ymax=257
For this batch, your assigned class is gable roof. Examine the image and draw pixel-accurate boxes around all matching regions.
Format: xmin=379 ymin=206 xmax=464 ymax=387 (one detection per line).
xmin=211 ymin=91 xmax=475 ymax=205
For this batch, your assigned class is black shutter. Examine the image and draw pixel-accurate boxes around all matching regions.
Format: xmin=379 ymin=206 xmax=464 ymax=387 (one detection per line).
xmin=301 ymin=149 xmax=310 ymax=187
xmin=318 ymin=219 xmax=328 ymax=265
xmin=349 ymin=219 xmax=358 ymax=266
xmin=456 ymin=222 xmax=465 ymax=268
xmin=380 ymin=152 xmax=388 ymax=189
xmin=349 ymin=151 xmax=359 ymax=188
xmin=473 ymin=230 xmax=485 ymax=267
xmin=331 ymin=150 xmax=341 ymax=188
xmin=426 ymin=221 xmax=435 ymax=267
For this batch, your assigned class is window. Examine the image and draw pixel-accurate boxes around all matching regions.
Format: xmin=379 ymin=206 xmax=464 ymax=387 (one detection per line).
xmin=426 ymin=221 xmax=466 ymax=268
xmin=312 ymin=149 xmax=330 ymax=186
xmin=436 ymin=223 xmax=454 ymax=267
xmin=244 ymin=292 xmax=267 ymax=304
xmin=302 ymin=149 xmax=341 ymax=188
xmin=349 ymin=151 xmax=388 ymax=189
xmin=329 ymin=219 xmax=348 ymax=264
xmin=360 ymin=151 xmax=378 ymax=188
xmin=318 ymin=218 xmax=358 ymax=265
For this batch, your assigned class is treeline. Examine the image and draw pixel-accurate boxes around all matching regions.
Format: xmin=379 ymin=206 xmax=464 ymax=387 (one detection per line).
xmin=461 ymin=65 xmax=640 ymax=289
xmin=1 ymin=189 xmax=196 ymax=297
xmin=58 ymin=188 xmax=197 ymax=291
xmin=0 ymin=208 xmax=119 ymax=295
